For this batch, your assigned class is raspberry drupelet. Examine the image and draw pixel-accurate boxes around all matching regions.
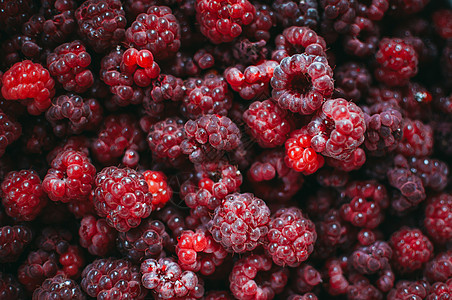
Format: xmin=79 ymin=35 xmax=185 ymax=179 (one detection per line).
xmin=349 ymin=241 xmax=392 ymax=275
xmin=0 ymin=110 xmax=21 ymax=157
xmin=195 ymin=0 xmax=256 ymax=44
xmin=424 ymin=251 xmax=452 ymax=283
xmin=272 ymin=0 xmax=319 ymax=29
xmin=81 ymin=258 xmax=147 ymax=299
xmin=143 ymin=170 xmax=173 ymax=210
xmin=75 ymin=0 xmax=127 ymax=53
xmin=243 ymin=4 xmax=275 ymax=41
xmin=143 ymin=74 xmax=184 ymax=117
xmin=432 ymin=9 xmax=452 ymax=40
xmin=397 ymin=118 xmax=433 ymax=157
xmin=387 ymin=167 xmax=426 ymax=213
xmin=46 ymin=40 xmax=93 ymax=93
xmin=292 ymin=264 xmax=322 ymax=294
xmin=402 ymin=156 xmax=449 ymax=192
xmin=18 ymin=250 xmax=59 ymax=292
xmin=388 ymin=0 xmax=430 ymax=15
xmin=33 ymin=274 xmax=84 ymax=300
xmin=428 ymin=279 xmax=452 ymax=299
xmin=271 ymin=53 xmax=334 ymax=116
xmin=78 ymin=215 xmax=117 ymax=256
xmin=146 ymin=117 xmax=185 ymax=165
xmin=264 ymin=207 xmax=317 ymax=267
xmin=387 ymin=280 xmax=429 ymax=300
xmin=0 ymin=225 xmax=33 ymax=263
xmin=126 ymin=6 xmax=181 ymax=60
xmin=0 ymin=0 xmax=33 ymax=33
xmin=141 ymin=257 xmax=204 ymax=299
xmin=424 ymin=194 xmax=452 ymax=245
xmin=0 ymin=272 xmax=26 ymax=299
xmin=1 ymin=169 xmax=47 ymax=221
xmin=1 ymin=60 xmax=55 ymax=115
xmin=326 ymin=147 xmax=366 ymax=172
xmin=334 ymin=62 xmax=372 ymax=101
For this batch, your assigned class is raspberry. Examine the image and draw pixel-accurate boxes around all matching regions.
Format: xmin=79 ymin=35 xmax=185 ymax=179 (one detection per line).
xmin=181 ymin=114 xmax=241 ymax=163
xmin=397 ymin=119 xmax=433 ymax=157
xmin=272 ymin=0 xmax=318 ymax=29
xmin=146 ymin=117 xmax=185 ymax=164
xmin=1 ymin=169 xmax=47 ymax=221
xmin=388 ymin=0 xmax=430 ymax=15
xmin=428 ymin=279 xmax=452 ymax=300
xmin=343 ymin=17 xmax=380 ymax=57
xmin=356 ymin=0 xmax=388 ymax=20
xmin=272 ymin=26 xmax=327 ymax=63
xmin=33 ymin=274 xmax=84 ymax=300
xmin=141 ymin=257 xmax=204 ymax=299
xmin=292 ymin=264 xmax=322 ymax=294
xmin=271 ymin=54 xmax=334 ymax=115
xmin=79 ymin=215 xmax=117 ymax=256
xmin=316 ymin=169 xmax=349 ymax=188
xmin=181 ymin=72 xmax=233 ymax=119
xmin=0 ymin=272 xmax=25 ymax=299
xmin=320 ymin=0 xmax=357 ymax=36
xmin=93 ymin=166 xmax=153 ymax=232
xmin=229 ymin=254 xmax=288 ymax=300
xmin=0 ymin=109 xmax=21 ymax=157
xmin=424 ymin=194 xmax=452 ymax=244
xmin=424 ymin=251 xmax=452 ymax=283
xmin=433 ymin=10 xmax=452 ymax=40
xmin=232 ymin=38 xmax=268 ymax=64
xmin=389 ymin=227 xmax=433 ymax=273
xmin=225 ymin=60 xmax=278 ymax=101
xmin=264 ymin=207 xmax=316 ymax=267
xmin=346 ymin=273 xmax=383 ymax=300
xmin=243 ymin=4 xmax=275 ymax=41
xmin=387 ymin=167 xmax=426 ymax=213
xmin=82 ymin=258 xmax=147 ymax=299
xmin=75 ymin=0 xmax=127 ymax=53
xmin=387 ymin=280 xmax=429 ymax=300
xmin=176 ymin=227 xmax=228 ymax=276
xmin=195 ymin=0 xmax=256 ymax=44
xmin=156 ymin=205 xmax=187 ymax=248
xmin=0 ymin=225 xmax=32 ymax=263
xmin=143 ymin=170 xmax=173 ymax=210
xmin=0 ymin=0 xmax=33 ymax=33
xmin=248 ymin=149 xmax=303 ymax=202
xmin=126 ymin=6 xmax=181 ymax=60
xmin=326 ymin=148 xmax=366 ymax=172
xmin=1 ymin=60 xmax=55 ymax=115
xmin=143 ymin=74 xmax=184 ymax=117
xmin=18 ymin=250 xmax=59 ymax=292
xmin=404 ymin=156 xmax=449 ymax=192
xmin=308 ymin=98 xmax=367 ymax=160
xmin=334 ymin=62 xmax=372 ymax=101
xmin=43 ymin=150 xmax=96 ymax=203
xmin=209 ymin=193 xmax=270 ymax=253
xmin=324 ymin=256 xmax=350 ymax=295
xmin=288 ymin=294 xmax=318 ymax=300
xmin=350 ymin=241 xmax=392 ymax=275
xmin=91 ymin=114 xmax=146 ymax=166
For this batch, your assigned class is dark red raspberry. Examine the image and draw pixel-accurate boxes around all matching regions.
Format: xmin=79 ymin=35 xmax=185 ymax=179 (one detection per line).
xmin=75 ymin=0 xmax=127 ymax=53
xmin=288 ymin=293 xmax=318 ymax=300
xmin=271 ymin=54 xmax=334 ymax=115
xmin=193 ymin=48 xmax=216 ymax=69
xmin=79 ymin=215 xmax=117 ymax=256
xmin=225 ymin=60 xmax=278 ymax=101
xmin=126 ymin=6 xmax=181 ymax=60
xmin=93 ymin=166 xmax=153 ymax=232
xmin=292 ymin=264 xmax=322 ymax=294
xmin=356 ymin=0 xmax=388 ymax=20
xmin=344 ymin=17 xmax=380 ymax=57
xmin=375 ymin=38 xmax=418 ymax=87
xmin=326 ymin=147 xmax=366 ymax=172
xmin=346 ymin=273 xmax=383 ymax=300
xmin=403 ymin=156 xmax=449 ymax=192
xmin=209 ymin=192 xmax=270 ymax=253
xmin=243 ymin=4 xmax=275 ymax=41
xmin=248 ymin=149 xmax=303 ymax=202
xmin=195 ymin=0 xmax=256 ymax=44
xmin=229 ymin=254 xmax=288 ymax=300
xmin=424 ymin=194 xmax=452 ymax=245
xmin=388 ymin=0 xmax=430 ymax=15
xmin=272 ymin=0 xmax=318 ymax=29
xmin=0 ymin=272 xmax=25 ymax=299
xmin=82 ymin=258 xmax=147 ymax=299
xmin=0 ymin=0 xmax=33 ymax=33
xmin=55 ymin=246 xmax=85 ymax=278
xmin=272 ymin=26 xmax=326 ymax=63
xmin=47 ymin=136 xmax=91 ymax=164
xmin=156 ymin=205 xmax=187 ymax=249
xmin=143 ymin=74 xmax=184 ymax=117
xmin=176 ymin=227 xmax=228 ymax=276
xmin=33 ymin=274 xmax=84 ymax=300
xmin=428 ymin=279 xmax=452 ymax=300
xmin=387 ymin=280 xmax=429 ymax=300
xmin=91 ymin=114 xmax=146 ymax=167
xmin=264 ymin=207 xmax=316 ymax=267
xmin=390 ymin=227 xmax=433 ymax=273
xmin=387 ymin=167 xmax=425 ymax=213
xmin=146 ymin=117 xmax=185 ymax=165
xmin=0 ymin=109 xmax=21 ymax=157
xmin=181 ymin=72 xmax=233 ymax=119
xmin=43 ymin=150 xmax=96 ymax=203
xmin=334 ymin=62 xmax=372 ymax=101
xmin=324 ymin=256 xmax=350 ymax=296
xmin=307 ymin=98 xmax=366 ymax=160
xmin=141 ymin=257 xmax=204 ymax=299
xmin=1 ymin=60 xmax=55 ymax=115
xmin=350 ymin=241 xmax=392 ymax=275
xmin=18 ymin=250 xmax=59 ymax=292
xmin=181 ymin=114 xmax=241 ymax=163
xmin=433 ymin=9 xmax=452 ymax=40
xmin=143 ymin=170 xmax=173 ymax=210
xmin=231 ymin=38 xmax=268 ymax=65
xmin=204 ymin=290 xmax=234 ymax=299
xmin=320 ymin=0 xmax=357 ymax=37
xmin=316 ymin=169 xmax=349 ymax=188
xmin=397 ymin=119 xmax=433 ymax=157
xmin=1 ymin=169 xmax=47 ymax=221
xmin=424 ymin=251 xmax=452 ymax=283
xmin=67 ymin=193 xmax=96 ymax=218
xmin=0 ymin=225 xmax=32 ymax=263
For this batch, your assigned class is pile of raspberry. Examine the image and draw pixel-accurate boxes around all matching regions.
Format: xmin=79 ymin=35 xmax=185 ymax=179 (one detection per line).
xmin=0 ymin=0 xmax=451 ymax=299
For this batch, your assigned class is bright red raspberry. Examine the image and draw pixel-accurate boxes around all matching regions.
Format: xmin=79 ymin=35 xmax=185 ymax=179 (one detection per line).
xmin=143 ymin=170 xmax=173 ymax=210
xmin=1 ymin=169 xmax=47 ymax=221
xmin=334 ymin=62 xmax=372 ymax=101
xmin=0 ymin=225 xmax=32 ymax=263
xmin=424 ymin=194 xmax=452 ymax=244
xmin=264 ymin=207 xmax=317 ymax=267
xmin=271 ymin=54 xmax=334 ymax=115
xmin=33 ymin=274 xmax=84 ymax=300
xmin=387 ymin=280 xmax=430 ymax=300
xmin=209 ymin=193 xmax=270 ymax=253
xmin=424 ymin=251 xmax=452 ymax=283
xmin=0 ymin=110 xmax=21 ymax=157
xmin=195 ymin=0 xmax=256 ymax=44
xmin=79 ymin=215 xmax=117 ymax=256
xmin=1 ymin=60 xmax=55 ymax=115
xmin=93 ymin=166 xmax=153 ymax=232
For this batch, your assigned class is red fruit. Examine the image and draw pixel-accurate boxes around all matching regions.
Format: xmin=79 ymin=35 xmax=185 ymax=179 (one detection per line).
xmin=292 ymin=264 xmax=322 ymax=294
xmin=79 ymin=215 xmax=117 ymax=256
xmin=146 ymin=117 xmax=185 ymax=165
xmin=428 ymin=279 xmax=452 ymax=300
xmin=387 ymin=280 xmax=430 ymax=300
xmin=0 ymin=110 xmax=21 ymax=157
xmin=0 ymin=225 xmax=32 ymax=263
xmin=424 ymin=194 xmax=452 ymax=244
xmin=0 ymin=272 xmax=26 ymax=299
xmin=334 ymin=62 xmax=372 ymax=101
xmin=326 ymin=147 xmax=366 ymax=172
xmin=432 ymin=9 xmax=452 ymax=39
xmin=387 ymin=167 xmax=426 ymax=213
xmin=143 ymin=170 xmax=173 ymax=210
xmin=424 ymin=251 xmax=452 ymax=283
xmin=18 ymin=250 xmax=59 ymax=292
xmin=33 ymin=274 xmax=84 ymax=300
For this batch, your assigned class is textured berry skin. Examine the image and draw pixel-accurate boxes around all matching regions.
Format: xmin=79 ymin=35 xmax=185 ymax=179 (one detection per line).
xmin=195 ymin=0 xmax=256 ymax=44
xmin=1 ymin=169 xmax=47 ymax=221
xmin=0 ymin=272 xmax=26 ymax=299
xmin=308 ymin=98 xmax=366 ymax=160
xmin=0 ymin=110 xmax=21 ymax=157
xmin=428 ymin=279 xmax=452 ymax=300
xmin=375 ymin=38 xmax=418 ymax=87
xmin=397 ymin=119 xmax=433 ymax=157
xmin=141 ymin=257 xmax=204 ymax=299
xmin=272 ymin=0 xmax=319 ymax=29
xmin=388 ymin=0 xmax=430 ymax=15
xmin=390 ymin=227 xmax=433 ymax=273
xmin=271 ymin=54 xmax=334 ymax=115
xmin=350 ymin=241 xmax=392 ymax=275
xmin=343 ymin=17 xmax=380 ymax=57
xmin=46 ymin=40 xmax=94 ymax=93
xmin=433 ymin=9 xmax=452 ymax=39
xmin=209 ymin=193 xmax=270 ymax=253
xmin=425 ymin=251 xmax=452 ymax=283
xmin=334 ymin=62 xmax=372 ymax=101
xmin=244 ymin=4 xmax=275 ymax=41
xmin=0 ymin=225 xmax=32 ymax=263
xmin=387 ymin=167 xmax=426 ymax=213
xmin=33 ymin=274 xmax=84 ymax=300
xmin=146 ymin=117 xmax=185 ymax=164
xmin=75 ymin=0 xmax=127 ymax=53
xmin=81 ymin=258 xmax=147 ymax=299
xmin=326 ymin=147 xmax=366 ymax=172
xmin=320 ymin=0 xmax=357 ymax=37
xmin=93 ymin=166 xmax=153 ymax=232
xmin=143 ymin=170 xmax=172 ymax=210
xmin=292 ymin=264 xmax=322 ymax=294
xmin=229 ymin=254 xmax=288 ymax=300
xmin=264 ymin=207 xmax=316 ymax=267
xmin=346 ymin=274 xmax=383 ymax=300
xmin=43 ymin=150 xmax=96 ymax=203
xmin=79 ymin=215 xmax=117 ymax=256
xmin=402 ymin=156 xmax=449 ymax=192
xmin=143 ymin=74 xmax=184 ymax=117
xmin=0 ymin=0 xmax=33 ymax=32
xmin=126 ymin=6 xmax=181 ymax=60
xmin=324 ymin=256 xmax=350 ymax=296
xmin=424 ymin=194 xmax=452 ymax=244
xmin=1 ymin=60 xmax=55 ymax=115
xmin=387 ymin=280 xmax=429 ymax=300
xmin=18 ymin=250 xmax=59 ymax=292
xmin=243 ymin=99 xmax=291 ymax=148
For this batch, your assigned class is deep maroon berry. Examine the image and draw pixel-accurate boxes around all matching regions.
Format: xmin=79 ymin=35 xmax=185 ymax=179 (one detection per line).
xmin=146 ymin=117 xmax=185 ymax=165
xmin=272 ymin=0 xmax=319 ymax=29
xmin=350 ymin=241 xmax=392 ymax=275
xmin=292 ymin=264 xmax=322 ymax=294
xmin=424 ymin=251 xmax=452 ymax=283
xmin=143 ymin=74 xmax=184 ymax=117
xmin=334 ymin=62 xmax=372 ymax=101
xmin=0 ymin=110 xmax=21 ymax=157
xmin=0 ymin=0 xmax=33 ymax=33
xmin=0 ymin=225 xmax=32 ymax=263
xmin=326 ymin=147 xmax=366 ymax=172
xmin=33 ymin=274 xmax=84 ymax=300
xmin=79 ymin=215 xmax=117 ymax=256
xmin=244 ymin=4 xmax=275 ymax=41
xmin=424 ymin=194 xmax=452 ymax=245
xmin=18 ymin=250 xmax=59 ymax=292
xmin=388 ymin=0 xmax=430 ymax=15
xmin=0 ymin=272 xmax=26 ymax=299
xmin=387 ymin=280 xmax=430 ymax=300
xmin=428 ymin=279 xmax=452 ymax=300
xmin=387 ymin=167 xmax=426 ymax=213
